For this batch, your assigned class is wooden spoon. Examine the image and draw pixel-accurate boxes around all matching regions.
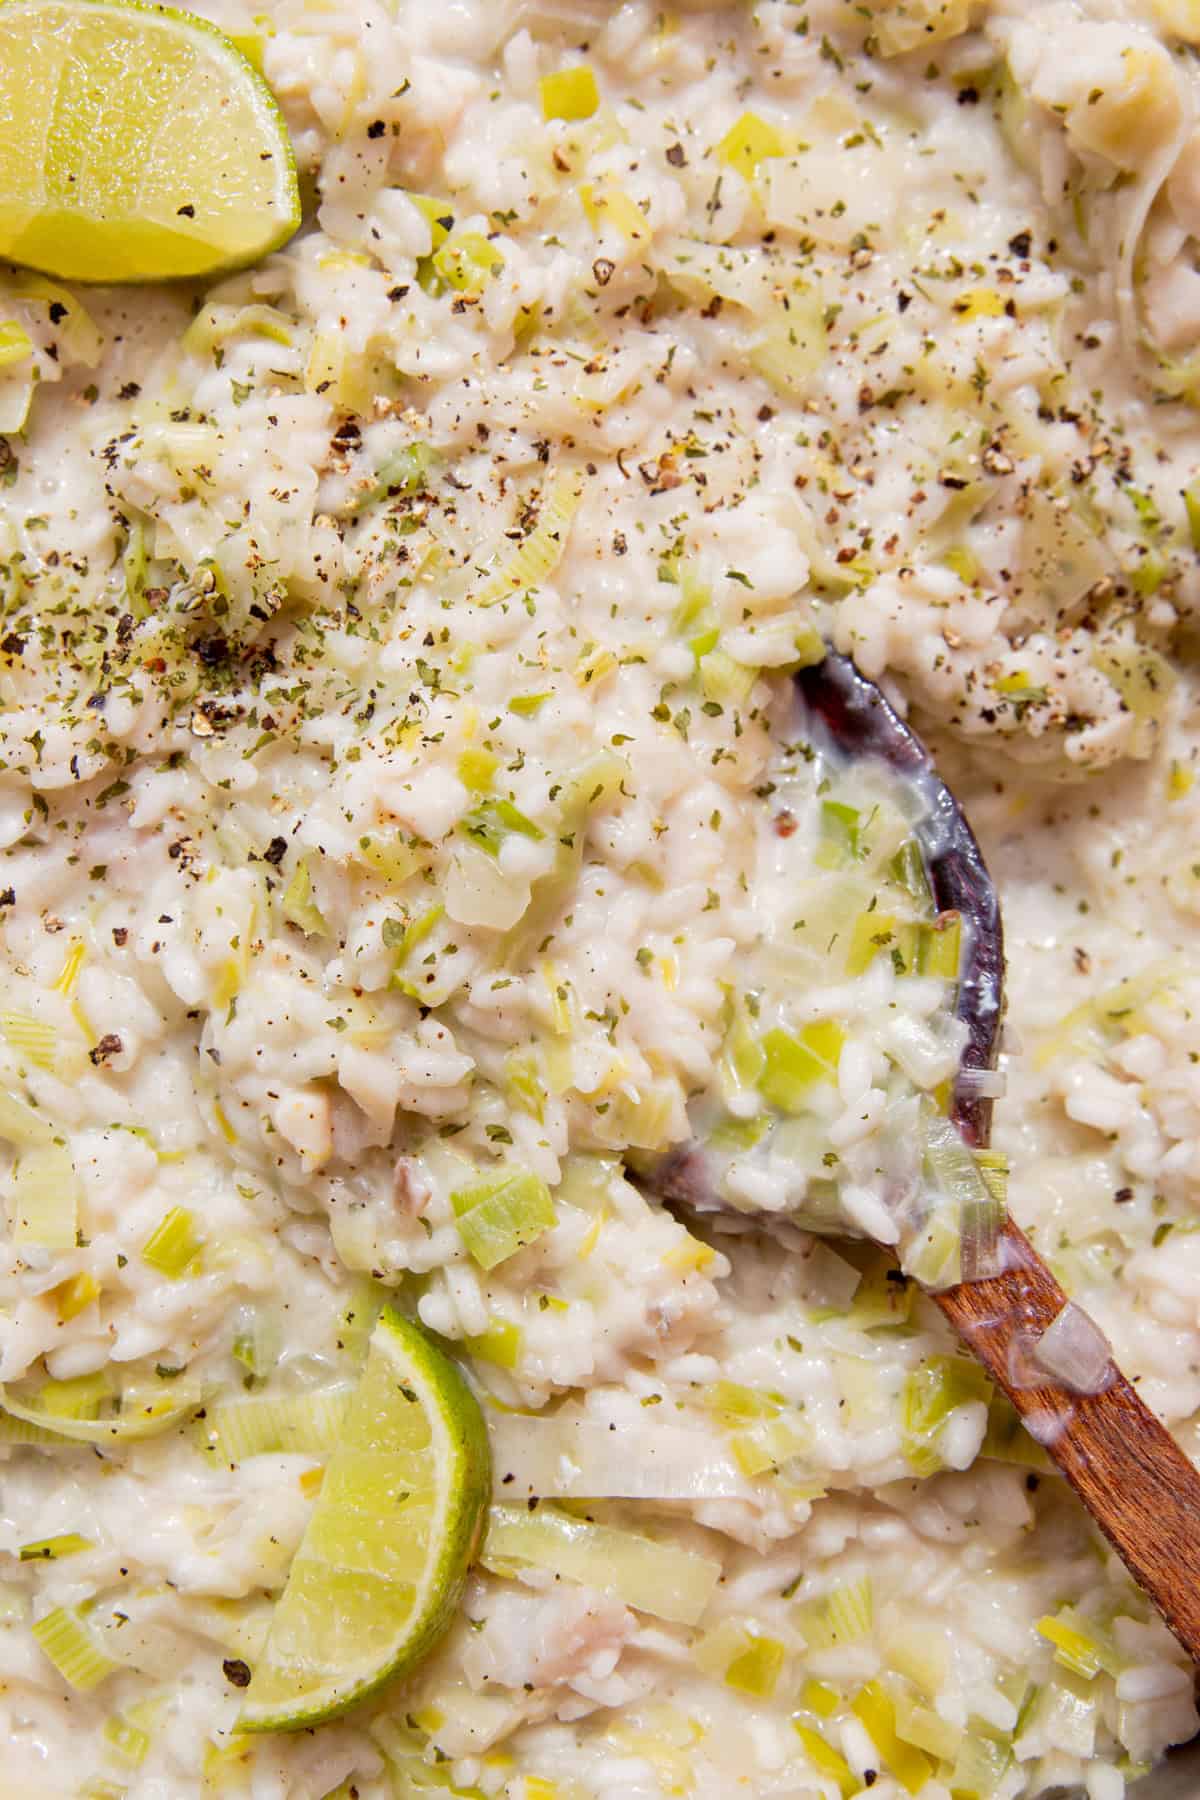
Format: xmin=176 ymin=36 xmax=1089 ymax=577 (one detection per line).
xmin=656 ymin=650 xmax=1200 ymax=1663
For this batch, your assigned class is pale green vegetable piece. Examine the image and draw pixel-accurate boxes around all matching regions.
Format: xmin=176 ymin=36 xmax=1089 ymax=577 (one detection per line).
xmin=451 ymin=1169 xmax=557 ymax=1270
xmin=32 ymin=1605 xmax=120 ymax=1691
xmin=141 ymin=1205 xmax=202 ymax=1278
xmin=0 ymin=1380 xmax=200 ymax=1444
xmin=10 ymin=1142 xmax=80 ymax=1248
xmin=239 ymin=1307 xmax=490 ymax=1731
xmin=482 ymin=1503 xmax=721 ymax=1626
xmin=202 ymin=1385 xmax=353 ymax=1463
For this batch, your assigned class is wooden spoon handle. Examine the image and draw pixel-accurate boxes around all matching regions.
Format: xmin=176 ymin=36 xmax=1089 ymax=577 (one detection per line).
xmin=937 ymin=1217 xmax=1200 ymax=1661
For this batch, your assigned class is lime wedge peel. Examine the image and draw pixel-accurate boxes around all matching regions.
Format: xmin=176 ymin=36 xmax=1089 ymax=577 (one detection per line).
xmin=239 ymin=1307 xmax=491 ymax=1733
xmin=0 ymin=0 xmax=300 ymax=284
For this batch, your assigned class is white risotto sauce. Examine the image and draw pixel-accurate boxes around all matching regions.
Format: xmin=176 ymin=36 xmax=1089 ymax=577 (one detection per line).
xmin=0 ymin=0 xmax=1199 ymax=1794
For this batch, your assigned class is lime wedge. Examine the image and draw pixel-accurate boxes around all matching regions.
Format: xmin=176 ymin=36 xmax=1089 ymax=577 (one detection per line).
xmin=0 ymin=0 xmax=300 ymax=282
xmin=239 ymin=1307 xmax=490 ymax=1732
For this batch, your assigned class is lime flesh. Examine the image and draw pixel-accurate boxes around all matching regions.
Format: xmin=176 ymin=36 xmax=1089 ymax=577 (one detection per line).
xmin=239 ymin=1307 xmax=491 ymax=1733
xmin=0 ymin=0 xmax=300 ymax=282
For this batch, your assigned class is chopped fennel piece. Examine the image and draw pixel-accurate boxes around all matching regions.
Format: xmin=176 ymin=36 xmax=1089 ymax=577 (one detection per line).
xmin=450 ymin=1169 xmax=556 ymax=1270
xmin=482 ymin=1504 xmax=721 ymax=1626
xmin=32 ymin=1606 xmax=120 ymax=1692
xmin=10 ymin=1143 xmax=81 ymax=1249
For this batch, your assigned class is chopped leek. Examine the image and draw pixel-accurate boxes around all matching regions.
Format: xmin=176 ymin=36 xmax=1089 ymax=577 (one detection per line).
xmin=10 ymin=1142 xmax=80 ymax=1249
xmin=980 ymin=1393 xmax=1053 ymax=1472
xmin=923 ymin=1114 xmax=1005 ymax=1283
xmin=540 ymin=64 xmax=600 ymax=123
xmin=1036 ymin=1607 xmax=1122 ymax=1681
xmin=0 ymin=1011 xmax=58 ymax=1071
xmin=850 ymin=1682 xmax=935 ymax=1795
xmin=103 ymin=1711 xmax=151 ymax=1767
xmin=0 ymin=1380 xmax=198 ymax=1444
xmin=902 ymin=1355 xmax=991 ymax=1477
xmin=463 ymin=1318 xmax=522 ymax=1370
xmin=457 ymin=747 xmax=498 ymax=794
xmin=459 ymin=797 xmax=545 ymax=856
xmin=893 ymin=1693 xmax=962 ymax=1762
xmin=37 ymin=1370 xmax=110 ymax=1419
xmin=280 ymin=856 xmax=328 ymax=937
xmin=433 ymin=231 xmax=504 ymax=294
xmin=792 ymin=1723 xmax=856 ymax=1800
xmin=451 ymin=1169 xmax=556 ymax=1270
xmin=141 ymin=1206 xmax=202 ymax=1279
xmin=19 ymin=1533 xmax=93 ymax=1560
xmin=472 ymin=475 xmax=581 ymax=607
xmin=948 ymin=1723 xmax=1013 ymax=1798
xmin=482 ymin=1504 xmax=721 ymax=1626
xmin=52 ymin=1270 xmax=100 ymax=1322
xmin=920 ymin=910 xmax=962 ymax=981
xmin=695 ymin=1620 xmax=786 ymax=1698
xmin=32 ymin=1605 xmax=120 ymax=1692
xmin=52 ymin=940 xmax=87 ymax=996
xmin=200 ymin=1383 xmax=352 ymax=1462
xmin=387 ymin=902 xmax=444 ymax=974
xmin=717 ymin=111 xmax=788 ymax=178
xmin=231 ymin=1305 xmax=281 ymax=1385
xmin=796 ymin=1577 xmax=873 ymax=1651
xmin=340 ymin=442 xmax=433 ymax=516
xmin=578 ymin=183 xmax=649 ymax=243
xmin=0 ymin=319 xmax=32 ymax=368
xmin=759 ymin=1021 xmax=844 ymax=1112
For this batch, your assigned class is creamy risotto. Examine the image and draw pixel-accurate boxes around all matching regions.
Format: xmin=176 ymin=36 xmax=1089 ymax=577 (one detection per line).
xmin=1 ymin=0 xmax=1200 ymax=1793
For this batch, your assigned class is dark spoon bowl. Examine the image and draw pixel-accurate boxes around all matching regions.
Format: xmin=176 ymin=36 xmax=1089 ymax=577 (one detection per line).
xmin=793 ymin=651 xmax=1004 ymax=1149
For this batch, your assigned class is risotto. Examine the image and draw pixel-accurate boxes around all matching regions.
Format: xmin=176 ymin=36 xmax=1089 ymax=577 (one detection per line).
xmin=0 ymin=0 xmax=1199 ymax=1793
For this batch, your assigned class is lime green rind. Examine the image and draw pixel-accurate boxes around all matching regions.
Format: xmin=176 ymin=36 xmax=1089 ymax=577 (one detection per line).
xmin=238 ymin=1307 xmax=490 ymax=1734
xmin=0 ymin=0 xmax=300 ymax=284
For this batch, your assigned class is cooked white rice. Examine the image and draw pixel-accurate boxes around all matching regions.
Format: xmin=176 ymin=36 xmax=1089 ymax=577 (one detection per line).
xmin=0 ymin=0 xmax=1199 ymax=1793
